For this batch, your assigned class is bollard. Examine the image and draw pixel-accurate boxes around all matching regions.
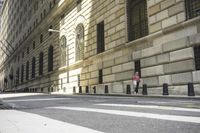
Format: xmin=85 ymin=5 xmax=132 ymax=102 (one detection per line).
xmin=105 ymin=85 xmax=109 ymax=94
xmin=86 ymin=86 xmax=89 ymax=93
xmin=142 ymin=84 xmax=148 ymax=95
xmin=93 ymin=86 xmax=96 ymax=94
xmin=73 ymin=87 xmax=76 ymax=93
xmin=188 ymin=82 xmax=195 ymax=96
xmin=163 ymin=83 xmax=169 ymax=95
xmin=126 ymin=85 xmax=131 ymax=94
xmin=79 ymin=86 xmax=82 ymax=93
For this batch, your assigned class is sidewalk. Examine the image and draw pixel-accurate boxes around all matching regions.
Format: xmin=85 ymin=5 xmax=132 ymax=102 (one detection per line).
xmin=0 ymin=110 xmax=102 ymax=133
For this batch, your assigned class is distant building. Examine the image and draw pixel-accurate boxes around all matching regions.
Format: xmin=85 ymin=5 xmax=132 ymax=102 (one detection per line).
xmin=0 ymin=0 xmax=200 ymax=96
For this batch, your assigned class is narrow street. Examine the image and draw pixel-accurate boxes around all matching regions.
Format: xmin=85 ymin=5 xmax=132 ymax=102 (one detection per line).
xmin=0 ymin=93 xmax=200 ymax=133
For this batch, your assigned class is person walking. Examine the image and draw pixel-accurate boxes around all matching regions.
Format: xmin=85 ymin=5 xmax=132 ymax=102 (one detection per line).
xmin=132 ymin=72 xmax=140 ymax=94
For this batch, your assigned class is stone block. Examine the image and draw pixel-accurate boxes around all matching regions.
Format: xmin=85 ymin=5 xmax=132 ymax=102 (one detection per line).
xmin=122 ymin=61 xmax=134 ymax=71
xmin=115 ymin=71 xmax=132 ymax=81
xmin=169 ymin=85 xmax=187 ymax=95
xmin=115 ymin=55 xmax=131 ymax=65
xmin=141 ymin=45 xmax=162 ymax=58
xmin=90 ymin=71 xmax=98 ymax=78
xmin=149 ymin=22 xmax=161 ymax=33
xmin=141 ymin=56 xmax=157 ymax=67
xmin=143 ymin=76 xmax=159 ymax=86
xmin=149 ymin=4 xmax=160 ymax=16
xmin=192 ymin=70 xmax=200 ymax=83
xmin=177 ymin=12 xmax=185 ymax=23
xmin=163 ymin=37 xmax=188 ymax=52
xmin=132 ymin=50 xmax=142 ymax=60
xmin=161 ymin=0 xmax=176 ymax=10
xmin=162 ymin=15 xmax=177 ymax=28
xmin=164 ymin=59 xmax=195 ymax=74
xmin=112 ymin=65 xmax=122 ymax=73
xmin=172 ymin=72 xmax=192 ymax=84
xmin=89 ymin=64 xmax=98 ymax=72
xmin=156 ymin=9 xmax=169 ymax=21
xmin=168 ymin=2 xmax=184 ymax=16
xmin=159 ymin=75 xmax=172 ymax=85
xmin=170 ymin=47 xmax=194 ymax=61
xmin=189 ymin=33 xmax=200 ymax=45
xmin=103 ymin=74 xmax=115 ymax=83
xmin=157 ymin=53 xmax=170 ymax=64
xmin=103 ymin=59 xmax=115 ymax=68
xmin=149 ymin=15 xmax=156 ymax=24
xmin=89 ymin=78 xmax=98 ymax=85
xmin=103 ymin=68 xmax=112 ymax=75
xmin=112 ymin=82 xmax=123 ymax=93
xmin=141 ymin=65 xmax=164 ymax=77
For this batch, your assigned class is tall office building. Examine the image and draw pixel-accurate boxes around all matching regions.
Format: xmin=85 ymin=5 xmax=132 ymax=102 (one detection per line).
xmin=0 ymin=0 xmax=199 ymax=96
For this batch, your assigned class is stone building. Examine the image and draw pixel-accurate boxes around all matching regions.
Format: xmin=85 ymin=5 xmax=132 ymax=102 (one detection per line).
xmin=0 ymin=0 xmax=200 ymax=95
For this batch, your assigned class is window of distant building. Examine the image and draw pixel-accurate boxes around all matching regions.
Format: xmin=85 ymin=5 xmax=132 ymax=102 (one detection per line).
xmin=185 ymin=0 xmax=200 ymax=20
xmin=27 ymin=47 xmax=29 ymax=54
xmin=194 ymin=45 xmax=200 ymax=70
xmin=75 ymin=23 xmax=84 ymax=61
xmin=49 ymin=25 xmax=53 ymax=36
xmin=127 ymin=0 xmax=148 ymax=41
xmin=33 ymin=41 xmax=35 ymax=49
xmin=76 ymin=0 xmax=82 ymax=12
xmin=48 ymin=45 xmax=54 ymax=72
xmin=32 ymin=57 xmax=36 ymax=78
xmin=97 ymin=21 xmax=105 ymax=54
xmin=39 ymin=52 xmax=44 ymax=75
xmin=60 ymin=14 xmax=65 ymax=26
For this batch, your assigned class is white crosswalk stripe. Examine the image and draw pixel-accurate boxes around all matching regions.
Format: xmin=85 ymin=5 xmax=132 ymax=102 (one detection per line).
xmin=3 ymin=98 xmax=71 ymax=102
xmin=96 ymin=103 xmax=200 ymax=112
xmin=48 ymin=106 xmax=200 ymax=124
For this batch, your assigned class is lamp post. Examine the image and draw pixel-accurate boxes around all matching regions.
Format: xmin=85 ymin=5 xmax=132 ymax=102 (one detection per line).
xmin=48 ymin=28 xmax=69 ymax=91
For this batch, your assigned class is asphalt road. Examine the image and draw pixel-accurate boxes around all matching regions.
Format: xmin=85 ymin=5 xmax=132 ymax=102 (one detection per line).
xmin=1 ymin=94 xmax=200 ymax=133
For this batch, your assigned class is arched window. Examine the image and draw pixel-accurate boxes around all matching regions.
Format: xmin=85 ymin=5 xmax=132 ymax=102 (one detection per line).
xmin=32 ymin=57 xmax=36 ymax=78
xmin=48 ymin=45 xmax=53 ymax=72
xmin=26 ymin=61 xmax=29 ymax=80
xmin=39 ymin=52 xmax=43 ymax=75
xmin=75 ymin=23 xmax=84 ymax=61
xmin=21 ymin=65 xmax=24 ymax=83
xmin=60 ymin=35 xmax=67 ymax=67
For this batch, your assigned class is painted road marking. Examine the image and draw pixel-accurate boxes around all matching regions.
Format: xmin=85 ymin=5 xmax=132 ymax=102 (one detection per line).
xmin=3 ymin=98 xmax=71 ymax=102
xmin=96 ymin=103 xmax=200 ymax=112
xmin=48 ymin=106 xmax=200 ymax=124
xmin=0 ymin=110 xmax=102 ymax=133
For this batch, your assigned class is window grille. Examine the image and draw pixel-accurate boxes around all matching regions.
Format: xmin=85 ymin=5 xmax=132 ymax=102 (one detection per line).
xmin=134 ymin=60 xmax=141 ymax=77
xmin=194 ymin=46 xmax=200 ymax=70
xmin=75 ymin=24 xmax=84 ymax=61
xmin=26 ymin=61 xmax=29 ymax=80
xmin=32 ymin=57 xmax=36 ymax=78
xmin=39 ymin=52 xmax=43 ymax=75
xmin=99 ymin=69 xmax=103 ymax=84
xmin=60 ymin=35 xmax=67 ymax=67
xmin=185 ymin=0 xmax=200 ymax=19
xmin=97 ymin=21 xmax=105 ymax=54
xmin=127 ymin=0 xmax=148 ymax=41
xmin=48 ymin=46 xmax=54 ymax=72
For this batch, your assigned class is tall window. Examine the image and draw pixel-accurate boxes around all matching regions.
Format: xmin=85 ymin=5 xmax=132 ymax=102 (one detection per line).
xmin=194 ymin=46 xmax=200 ymax=70
xmin=135 ymin=60 xmax=141 ymax=77
xmin=49 ymin=25 xmax=53 ymax=36
xmin=185 ymin=0 xmax=200 ymax=20
xmin=39 ymin=52 xmax=44 ymax=75
xmin=97 ymin=21 xmax=105 ymax=54
xmin=16 ymin=68 xmax=19 ymax=85
xmin=26 ymin=61 xmax=29 ymax=80
xmin=32 ymin=57 xmax=36 ymax=78
xmin=48 ymin=45 xmax=54 ymax=72
xmin=99 ymin=69 xmax=103 ymax=84
xmin=75 ymin=24 xmax=84 ymax=61
xmin=40 ymin=34 xmax=43 ymax=43
xmin=127 ymin=0 xmax=148 ymax=41
xmin=60 ymin=35 xmax=67 ymax=67
xmin=33 ymin=41 xmax=35 ymax=49
xmin=21 ymin=65 xmax=24 ymax=83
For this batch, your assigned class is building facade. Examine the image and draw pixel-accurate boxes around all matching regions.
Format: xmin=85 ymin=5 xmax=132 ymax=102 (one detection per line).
xmin=0 ymin=0 xmax=200 ymax=95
